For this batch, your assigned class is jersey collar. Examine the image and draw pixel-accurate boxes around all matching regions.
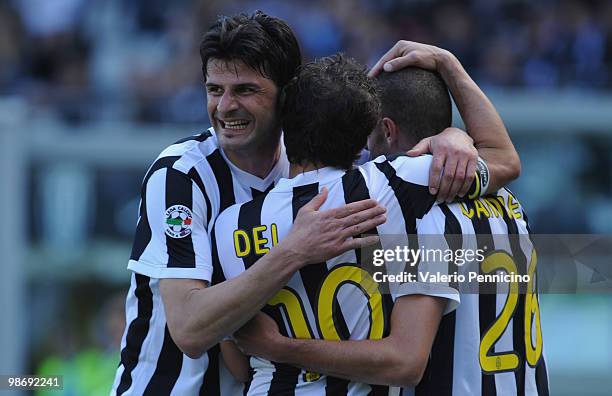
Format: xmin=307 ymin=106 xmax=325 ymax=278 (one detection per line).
xmin=218 ymin=143 xmax=289 ymax=191
xmin=272 ymin=166 xmax=347 ymax=192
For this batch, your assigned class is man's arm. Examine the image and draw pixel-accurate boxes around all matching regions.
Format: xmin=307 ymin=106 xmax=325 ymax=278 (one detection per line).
xmin=234 ymin=295 xmax=446 ymax=387
xmin=162 ymin=189 xmax=387 ymax=358
xmin=220 ymin=340 xmax=250 ymax=383
xmin=369 ymin=41 xmax=521 ymax=201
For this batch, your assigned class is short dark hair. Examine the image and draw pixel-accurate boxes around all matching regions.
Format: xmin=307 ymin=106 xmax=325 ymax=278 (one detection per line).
xmin=376 ymin=68 xmax=451 ymax=144
xmin=200 ymin=11 xmax=302 ymax=89
xmin=282 ymin=54 xmax=381 ymax=170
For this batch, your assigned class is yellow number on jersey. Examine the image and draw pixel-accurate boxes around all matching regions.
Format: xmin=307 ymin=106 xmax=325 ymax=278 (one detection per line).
xmin=267 ymin=265 xmax=385 ymax=341
xmin=268 ymin=287 xmax=314 ymax=339
xmin=524 ymin=249 xmax=543 ymax=366
xmin=479 ymin=252 xmax=520 ymax=373
xmin=318 ymin=265 xmax=384 ymax=340
xmin=479 ymin=249 xmax=544 ymax=373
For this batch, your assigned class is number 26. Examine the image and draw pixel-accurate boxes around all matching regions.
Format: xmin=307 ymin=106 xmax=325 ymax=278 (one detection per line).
xmin=479 ymin=249 xmax=543 ymax=373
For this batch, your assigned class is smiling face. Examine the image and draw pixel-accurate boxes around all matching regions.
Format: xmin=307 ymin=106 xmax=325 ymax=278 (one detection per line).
xmin=206 ymin=58 xmax=281 ymax=155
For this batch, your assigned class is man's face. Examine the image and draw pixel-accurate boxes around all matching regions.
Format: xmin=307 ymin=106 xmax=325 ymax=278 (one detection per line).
xmin=206 ymin=59 xmax=281 ymax=153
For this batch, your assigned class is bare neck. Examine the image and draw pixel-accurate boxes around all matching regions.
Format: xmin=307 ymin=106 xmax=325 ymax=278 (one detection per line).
xmin=289 ymin=162 xmax=325 ymax=178
xmin=224 ymin=143 xmax=282 ymax=179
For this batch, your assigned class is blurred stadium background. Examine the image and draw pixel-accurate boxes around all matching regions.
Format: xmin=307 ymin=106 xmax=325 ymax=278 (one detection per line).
xmin=1 ymin=0 xmax=611 ymax=394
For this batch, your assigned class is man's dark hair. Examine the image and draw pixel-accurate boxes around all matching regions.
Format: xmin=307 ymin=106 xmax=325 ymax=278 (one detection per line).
xmin=200 ymin=11 xmax=302 ymax=88
xmin=282 ymin=54 xmax=381 ymax=170
xmin=376 ymin=67 xmax=451 ymax=144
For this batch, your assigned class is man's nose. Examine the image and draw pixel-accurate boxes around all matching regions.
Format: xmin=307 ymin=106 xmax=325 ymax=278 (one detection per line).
xmin=217 ymin=91 xmax=239 ymax=114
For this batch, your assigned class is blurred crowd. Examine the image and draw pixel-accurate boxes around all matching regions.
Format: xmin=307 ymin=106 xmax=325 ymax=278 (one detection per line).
xmin=1 ymin=0 xmax=612 ymax=125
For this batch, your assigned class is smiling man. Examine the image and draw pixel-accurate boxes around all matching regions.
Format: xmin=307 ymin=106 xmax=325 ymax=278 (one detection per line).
xmin=111 ymin=13 xmax=387 ymax=396
xmin=206 ymin=58 xmax=283 ymax=177
xmin=111 ymin=11 xmax=521 ymax=396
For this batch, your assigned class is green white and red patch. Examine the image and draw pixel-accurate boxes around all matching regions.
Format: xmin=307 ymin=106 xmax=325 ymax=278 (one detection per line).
xmin=164 ymin=205 xmax=193 ymax=238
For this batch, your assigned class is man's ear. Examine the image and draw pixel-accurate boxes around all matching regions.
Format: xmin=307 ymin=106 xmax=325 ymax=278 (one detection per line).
xmin=381 ymin=117 xmax=399 ymax=145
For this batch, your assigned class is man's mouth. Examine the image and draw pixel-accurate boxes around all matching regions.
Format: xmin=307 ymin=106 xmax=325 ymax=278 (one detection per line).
xmin=219 ymin=119 xmax=251 ymax=130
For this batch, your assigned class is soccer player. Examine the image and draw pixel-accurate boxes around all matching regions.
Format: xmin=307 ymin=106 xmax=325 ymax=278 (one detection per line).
xmin=211 ymin=53 xmax=455 ymax=394
xmin=368 ymin=43 xmax=549 ymax=395
xmin=233 ymin=43 xmax=548 ymax=396
xmin=210 ymin=49 xmax=519 ymax=393
xmin=111 ymin=13 xmax=386 ymax=396
xmin=111 ymin=13 xmax=520 ymax=396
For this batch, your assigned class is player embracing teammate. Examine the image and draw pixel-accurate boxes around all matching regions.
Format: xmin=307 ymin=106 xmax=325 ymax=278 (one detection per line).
xmin=112 ymin=11 xmax=545 ymax=396
xmin=215 ymin=50 xmax=548 ymax=395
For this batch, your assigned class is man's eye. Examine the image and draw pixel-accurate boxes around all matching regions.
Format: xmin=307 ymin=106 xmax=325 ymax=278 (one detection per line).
xmin=237 ymin=86 xmax=257 ymax=94
xmin=207 ymin=86 xmax=222 ymax=95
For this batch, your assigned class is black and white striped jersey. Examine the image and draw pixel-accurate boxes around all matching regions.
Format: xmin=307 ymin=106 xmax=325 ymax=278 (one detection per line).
xmin=404 ymin=189 xmax=549 ymax=396
xmin=112 ymin=128 xmax=290 ymax=395
xmin=211 ymin=154 xmax=461 ymax=396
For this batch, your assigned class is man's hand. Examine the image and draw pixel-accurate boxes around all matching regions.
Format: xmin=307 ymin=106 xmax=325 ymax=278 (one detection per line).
xmin=407 ymin=127 xmax=478 ymax=201
xmin=368 ymin=40 xmax=454 ymax=77
xmin=235 ymin=296 xmax=447 ymax=387
xmin=234 ymin=313 xmax=285 ymax=362
xmin=369 ymin=40 xmax=520 ymax=191
xmin=368 ymin=40 xmax=452 ymax=77
xmin=279 ymin=187 xmax=386 ymax=266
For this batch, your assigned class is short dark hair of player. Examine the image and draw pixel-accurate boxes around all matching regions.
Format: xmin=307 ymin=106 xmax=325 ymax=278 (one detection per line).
xmin=282 ymin=54 xmax=381 ymax=170
xmin=199 ymin=11 xmax=302 ymax=89
xmin=376 ymin=67 xmax=452 ymax=146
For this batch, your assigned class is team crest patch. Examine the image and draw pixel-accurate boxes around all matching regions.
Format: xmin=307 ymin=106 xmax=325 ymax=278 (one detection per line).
xmin=164 ymin=205 xmax=193 ymax=238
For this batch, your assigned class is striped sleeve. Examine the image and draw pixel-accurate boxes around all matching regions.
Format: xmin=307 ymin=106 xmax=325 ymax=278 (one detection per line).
xmin=375 ymin=154 xmax=435 ymax=220
xmin=396 ymin=205 xmax=461 ymax=314
xmin=362 ymin=154 xmax=460 ymax=311
xmin=210 ymin=203 xmax=247 ymax=283
xmin=128 ymin=160 xmax=213 ymax=281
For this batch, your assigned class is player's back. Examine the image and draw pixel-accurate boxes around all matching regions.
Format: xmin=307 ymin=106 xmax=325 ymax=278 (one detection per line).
xmin=212 ymin=154 xmax=461 ymax=395
xmin=406 ymin=189 xmax=549 ymax=396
